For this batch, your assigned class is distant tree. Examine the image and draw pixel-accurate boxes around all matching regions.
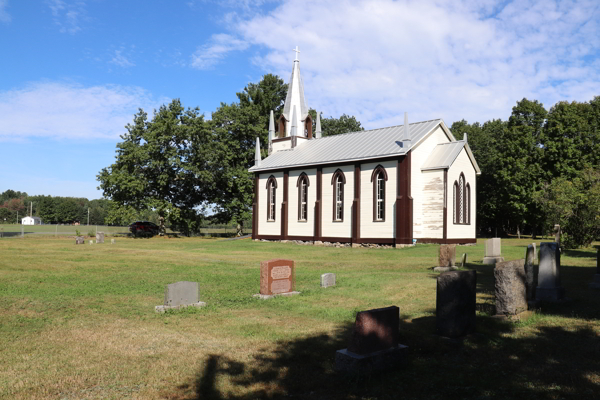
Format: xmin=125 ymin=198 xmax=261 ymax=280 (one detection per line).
xmin=236 ymin=74 xmax=287 ymax=131
xmin=97 ymin=100 xmax=213 ymax=235
xmin=308 ymin=109 xmax=363 ymax=136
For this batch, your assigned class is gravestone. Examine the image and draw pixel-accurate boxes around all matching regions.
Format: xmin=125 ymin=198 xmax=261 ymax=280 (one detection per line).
xmin=335 ymin=306 xmax=408 ymax=373
xmin=554 ymin=225 xmax=561 ymax=245
xmin=434 ymin=245 xmax=457 ymax=272
xmin=589 ymin=248 xmax=600 ymax=289
xmin=536 ymin=242 xmax=565 ymax=301
xmin=96 ymin=232 xmax=105 ymax=244
xmin=524 ymin=244 xmax=536 ymax=301
xmin=255 ymin=259 xmax=299 ymax=299
xmin=532 ymin=242 xmax=537 ymax=262
xmin=89 ymin=240 xmax=93 ymax=245
xmin=494 ymin=259 xmax=527 ymax=315
xmin=155 ymin=281 xmax=206 ymax=313
xmin=75 ymin=236 xmax=84 ymax=245
xmin=461 ymin=253 xmax=468 ymax=268
xmin=436 ymin=270 xmax=476 ymax=337
xmin=483 ymin=238 xmax=504 ymax=265
xmin=111 ymin=239 xmax=115 ymax=244
xmin=321 ymin=273 xmax=336 ymax=288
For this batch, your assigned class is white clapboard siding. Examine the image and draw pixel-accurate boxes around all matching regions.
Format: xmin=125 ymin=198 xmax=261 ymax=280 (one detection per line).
xmin=258 ymin=171 xmax=283 ymax=236
xmin=288 ymin=169 xmax=317 ymax=237
xmin=321 ymin=165 xmax=354 ymax=238
xmin=420 ymin=170 xmax=445 ymax=238
xmin=360 ymin=160 xmax=396 ymax=239
xmin=447 ymin=149 xmax=477 ymax=239
xmin=410 ymin=125 xmax=451 ymax=238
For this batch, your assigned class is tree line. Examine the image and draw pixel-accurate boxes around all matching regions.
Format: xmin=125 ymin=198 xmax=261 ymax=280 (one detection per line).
xmin=0 ymin=190 xmax=113 ymax=225
xmin=452 ymin=97 xmax=600 ymax=248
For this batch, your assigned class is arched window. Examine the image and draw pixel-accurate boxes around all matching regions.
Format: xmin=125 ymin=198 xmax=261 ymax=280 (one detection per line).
xmin=331 ymin=169 xmax=346 ymax=221
xmin=266 ymin=176 xmax=277 ymax=221
xmin=371 ymin=165 xmax=388 ymax=221
xmin=453 ymin=173 xmax=470 ymax=225
xmin=297 ymin=173 xmax=310 ymax=221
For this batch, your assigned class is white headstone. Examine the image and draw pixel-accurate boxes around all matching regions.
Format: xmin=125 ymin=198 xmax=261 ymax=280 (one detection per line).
xmin=321 ymin=273 xmax=336 ymax=288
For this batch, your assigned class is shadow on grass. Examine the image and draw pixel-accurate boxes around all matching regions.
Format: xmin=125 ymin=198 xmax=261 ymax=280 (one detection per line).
xmin=167 ymin=306 xmax=600 ymax=400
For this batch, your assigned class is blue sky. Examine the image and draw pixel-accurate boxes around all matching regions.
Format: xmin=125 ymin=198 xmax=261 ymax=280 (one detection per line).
xmin=1 ymin=0 xmax=599 ymax=200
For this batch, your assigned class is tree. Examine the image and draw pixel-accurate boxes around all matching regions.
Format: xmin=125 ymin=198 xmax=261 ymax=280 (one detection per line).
xmin=208 ymin=102 xmax=264 ymax=233
xmin=308 ymin=109 xmax=363 ymax=136
xmin=237 ymin=74 xmax=287 ymax=132
xmin=97 ymin=99 xmax=213 ymax=235
xmin=534 ymin=168 xmax=600 ymax=248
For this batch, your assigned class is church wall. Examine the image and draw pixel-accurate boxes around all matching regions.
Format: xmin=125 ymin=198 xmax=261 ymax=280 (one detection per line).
xmin=272 ymin=139 xmax=292 ymax=153
xmin=419 ymin=170 xmax=445 ymax=239
xmin=288 ymin=168 xmax=317 ymax=237
xmin=258 ymin=171 xmax=283 ymax=236
xmin=410 ymin=125 xmax=451 ymax=238
xmin=321 ymin=165 xmax=354 ymax=239
xmin=447 ymin=149 xmax=477 ymax=239
xmin=360 ymin=160 xmax=397 ymax=239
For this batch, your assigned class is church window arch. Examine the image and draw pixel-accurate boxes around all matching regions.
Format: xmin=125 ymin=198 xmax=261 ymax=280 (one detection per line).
xmin=297 ymin=173 xmax=310 ymax=221
xmin=453 ymin=172 xmax=470 ymax=225
xmin=331 ymin=169 xmax=346 ymax=221
xmin=266 ymin=176 xmax=277 ymax=221
xmin=371 ymin=165 xmax=388 ymax=221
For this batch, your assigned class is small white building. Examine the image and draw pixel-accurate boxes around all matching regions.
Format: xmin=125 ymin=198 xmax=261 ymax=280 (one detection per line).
xmin=22 ymin=216 xmax=42 ymax=225
xmin=249 ymin=49 xmax=481 ymax=245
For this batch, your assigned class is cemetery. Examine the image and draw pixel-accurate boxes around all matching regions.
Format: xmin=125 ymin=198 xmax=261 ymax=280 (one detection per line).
xmin=0 ymin=235 xmax=599 ymax=399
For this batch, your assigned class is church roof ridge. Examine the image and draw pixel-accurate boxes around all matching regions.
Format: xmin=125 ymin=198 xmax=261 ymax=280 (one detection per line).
xmin=313 ymin=118 xmax=443 ymax=141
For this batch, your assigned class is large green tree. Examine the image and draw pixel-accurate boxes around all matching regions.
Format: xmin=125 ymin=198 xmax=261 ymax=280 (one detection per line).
xmin=308 ymin=109 xmax=364 ymax=136
xmin=97 ymin=99 xmax=213 ymax=235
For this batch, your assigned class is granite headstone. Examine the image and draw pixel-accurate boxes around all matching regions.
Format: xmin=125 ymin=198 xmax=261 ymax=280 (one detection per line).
xmin=155 ymin=281 xmax=206 ymax=313
xmin=436 ymin=270 xmax=477 ymax=337
xmin=536 ymin=242 xmax=565 ymax=301
xmin=96 ymin=232 xmax=104 ymax=244
xmin=483 ymin=238 xmax=504 ymax=265
xmin=524 ymin=244 xmax=536 ymax=301
xmin=321 ymin=273 xmax=336 ymax=288
xmin=494 ymin=259 xmax=528 ymax=315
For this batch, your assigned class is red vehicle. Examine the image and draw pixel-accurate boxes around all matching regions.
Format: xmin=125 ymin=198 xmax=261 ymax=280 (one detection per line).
xmin=129 ymin=221 xmax=159 ymax=237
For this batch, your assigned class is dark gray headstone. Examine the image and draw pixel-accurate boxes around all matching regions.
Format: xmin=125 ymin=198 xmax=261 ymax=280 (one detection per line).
xmin=524 ymin=245 xmax=536 ymax=300
xmin=590 ymin=248 xmax=600 ymax=289
xmin=96 ymin=232 xmax=105 ymax=244
xmin=495 ymin=259 xmax=527 ymax=315
xmin=461 ymin=253 xmax=468 ymax=268
xmin=536 ymin=242 xmax=565 ymax=301
xmin=320 ymin=273 xmax=336 ymax=288
xmin=436 ymin=270 xmax=476 ymax=338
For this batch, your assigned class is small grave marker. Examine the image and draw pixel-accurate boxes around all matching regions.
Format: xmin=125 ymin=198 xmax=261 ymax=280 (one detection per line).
xmin=155 ymin=281 xmax=206 ymax=313
xmin=434 ymin=245 xmax=457 ymax=272
xmin=75 ymin=236 xmax=84 ymax=245
xmin=111 ymin=238 xmax=115 ymax=244
xmin=525 ymin=245 xmax=536 ymax=301
xmin=96 ymin=232 xmax=104 ymax=244
xmin=321 ymin=273 xmax=336 ymax=288
xmin=460 ymin=253 xmax=468 ymax=268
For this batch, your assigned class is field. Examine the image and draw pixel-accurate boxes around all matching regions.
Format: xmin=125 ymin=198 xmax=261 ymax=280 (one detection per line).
xmin=0 ymin=236 xmax=598 ymax=399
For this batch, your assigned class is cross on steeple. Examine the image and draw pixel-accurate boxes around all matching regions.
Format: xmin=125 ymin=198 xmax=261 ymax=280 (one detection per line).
xmin=293 ymin=46 xmax=300 ymax=61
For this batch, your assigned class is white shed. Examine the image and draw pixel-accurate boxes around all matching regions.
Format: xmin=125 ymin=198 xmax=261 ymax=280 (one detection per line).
xmin=22 ymin=216 xmax=42 ymax=225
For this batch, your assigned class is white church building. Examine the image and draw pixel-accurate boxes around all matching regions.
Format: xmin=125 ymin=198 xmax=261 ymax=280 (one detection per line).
xmin=249 ymin=49 xmax=480 ymax=245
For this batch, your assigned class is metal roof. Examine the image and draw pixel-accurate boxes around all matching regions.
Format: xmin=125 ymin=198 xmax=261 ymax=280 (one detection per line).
xmin=421 ymin=140 xmax=482 ymax=174
xmin=421 ymin=141 xmax=465 ymax=171
xmin=249 ymin=119 xmax=443 ymax=172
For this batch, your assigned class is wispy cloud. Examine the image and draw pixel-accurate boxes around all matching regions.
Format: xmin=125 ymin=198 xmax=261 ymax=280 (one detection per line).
xmin=223 ymin=0 xmax=600 ymax=127
xmin=191 ymin=33 xmax=249 ymax=69
xmin=110 ymin=49 xmax=135 ymax=68
xmin=47 ymin=0 xmax=86 ymax=34
xmin=0 ymin=0 xmax=11 ymax=23
xmin=0 ymin=81 xmax=166 ymax=140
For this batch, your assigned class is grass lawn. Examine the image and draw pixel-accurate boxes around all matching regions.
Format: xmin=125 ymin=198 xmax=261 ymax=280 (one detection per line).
xmin=0 ymin=236 xmax=598 ymax=399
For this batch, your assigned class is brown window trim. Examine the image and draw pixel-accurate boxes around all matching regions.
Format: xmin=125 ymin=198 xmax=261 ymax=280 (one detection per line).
xmin=371 ymin=165 xmax=388 ymax=222
xmin=266 ymin=175 xmax=277 ymax=222
xmin=296 ymin=172 xmax=310 ymax=221
xmin=453 ymin=172 xmax=471 ymax=225
xmin=331 ymin=169 xmax=346 ymax=222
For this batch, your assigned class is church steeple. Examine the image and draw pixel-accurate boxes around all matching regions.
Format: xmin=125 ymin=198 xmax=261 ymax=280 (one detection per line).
xmin=281 ymin=46 xmax=309 ymax=138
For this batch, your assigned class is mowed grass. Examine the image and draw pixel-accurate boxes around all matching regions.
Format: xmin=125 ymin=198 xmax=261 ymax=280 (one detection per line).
xmin=0 ymin=236 xmax=598 ymax=400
